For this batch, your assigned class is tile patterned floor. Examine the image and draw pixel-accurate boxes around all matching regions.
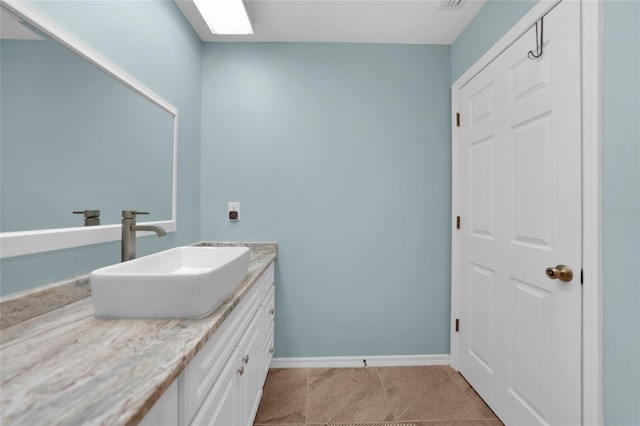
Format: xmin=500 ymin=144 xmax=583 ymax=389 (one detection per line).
xmin=253 ymin=366 xmax=504 ymax=426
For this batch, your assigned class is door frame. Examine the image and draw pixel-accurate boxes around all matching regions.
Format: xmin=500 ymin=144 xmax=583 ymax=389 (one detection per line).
xmin=449 ymin=1 xmax=603 ymax=424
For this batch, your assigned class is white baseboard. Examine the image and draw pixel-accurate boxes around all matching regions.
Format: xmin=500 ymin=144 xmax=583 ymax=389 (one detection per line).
xmin=271 ymin=354 xmax=450 ymax=369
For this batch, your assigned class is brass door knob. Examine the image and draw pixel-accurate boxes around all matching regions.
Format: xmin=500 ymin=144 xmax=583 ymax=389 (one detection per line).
xmin=545 ymin=265 xmax=573 ymax=282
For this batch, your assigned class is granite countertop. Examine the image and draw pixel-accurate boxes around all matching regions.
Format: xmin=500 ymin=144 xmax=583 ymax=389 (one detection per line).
xmin=0 ymin=242 xmax=277 ymax=426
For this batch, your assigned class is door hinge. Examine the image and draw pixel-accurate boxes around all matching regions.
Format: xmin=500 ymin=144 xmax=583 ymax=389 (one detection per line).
xmin=456 ymin=216 xmax=461 ymax=229
xmin=580 ymin=269 xmax=583 ymax=284
xmin=455 ymin=318 xmax=460 ymax=332
xmin=456 ymin=112 xmax=460 ymax=127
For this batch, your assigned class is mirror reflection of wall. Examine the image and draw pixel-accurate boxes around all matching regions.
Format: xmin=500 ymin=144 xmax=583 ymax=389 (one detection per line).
xmin=0 ymin=7 xmax=174 ymax=232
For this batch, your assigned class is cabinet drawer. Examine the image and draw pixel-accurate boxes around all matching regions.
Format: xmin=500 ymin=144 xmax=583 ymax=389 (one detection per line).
xmin=262 ymin=285 xmax=276 ymax=336
xmin=181 ymin=283 xmax=261 ymax=425
xmin=263 ymin=326 xmax=274 ymax=382
xmin=259 ymin=262 xmax=275 ymax=300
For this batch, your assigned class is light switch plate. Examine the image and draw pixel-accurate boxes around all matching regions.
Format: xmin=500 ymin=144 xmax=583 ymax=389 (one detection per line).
xmin=228 ymin=202 xmax=240 ymax=220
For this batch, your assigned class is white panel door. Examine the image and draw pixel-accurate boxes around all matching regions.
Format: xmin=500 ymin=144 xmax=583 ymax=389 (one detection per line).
xmin=457 ymin=1 xmax=582 ymax=425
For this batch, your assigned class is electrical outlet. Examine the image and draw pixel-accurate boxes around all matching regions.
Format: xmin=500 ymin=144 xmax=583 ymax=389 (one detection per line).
xmin=228 ymin=202 xmax=240 ymax=221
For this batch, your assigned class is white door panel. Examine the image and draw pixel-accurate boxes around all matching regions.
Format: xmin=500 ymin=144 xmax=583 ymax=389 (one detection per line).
xmin=457 ymin=1 xmax=582 ymax=425
xmin=468 ymin=263 xmax=496 ymax=374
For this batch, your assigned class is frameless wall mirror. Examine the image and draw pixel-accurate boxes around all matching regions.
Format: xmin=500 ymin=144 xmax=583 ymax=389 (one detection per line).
xmin=0 ymin=1 xmax=178 ymax=258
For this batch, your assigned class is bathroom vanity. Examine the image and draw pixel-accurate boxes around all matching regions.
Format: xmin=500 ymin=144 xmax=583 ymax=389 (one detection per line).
xmin=142 ymin=253 xmax=275 ymax=426
xmin=0 ymin=242 xmax=276 ymax=426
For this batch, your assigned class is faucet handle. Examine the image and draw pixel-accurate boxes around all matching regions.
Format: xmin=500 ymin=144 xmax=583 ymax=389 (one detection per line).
xmin=73 ymin=210 xmax=101 ymax=226
xmin=122 ymin=210 xmax=150 ymax=219
xmin=73 ymin=210 xmax=100 ymax=218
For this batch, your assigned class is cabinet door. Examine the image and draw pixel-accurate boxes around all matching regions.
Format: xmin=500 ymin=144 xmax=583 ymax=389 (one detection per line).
xmin=263 ymin=327 xmax=275 ymax=382
xmin=190 ymin=347 xmax=240 ymax=426
xmin=181 ymin=285 xmax=262 ymax=425
xmin=262 ymin=285 xmax=275 ymax=382
xmin=237 ymin=312 xmax=263 ymax=426
xmin=263 ymin=285 xmax=275 ymax=336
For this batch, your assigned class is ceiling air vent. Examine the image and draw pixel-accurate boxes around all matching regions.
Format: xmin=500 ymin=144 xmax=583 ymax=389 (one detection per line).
xmin=438 ymin=0 xmax=464 ymax=11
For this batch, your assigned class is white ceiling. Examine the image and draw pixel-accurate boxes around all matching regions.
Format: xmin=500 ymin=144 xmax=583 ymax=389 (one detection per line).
xmin=176 ymin=0 xmax=487 ymax=45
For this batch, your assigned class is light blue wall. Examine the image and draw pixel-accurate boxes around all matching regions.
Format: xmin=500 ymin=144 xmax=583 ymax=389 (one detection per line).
xmin=0 ymin=0 xmax=203 ymax=296
xmin=602 ymin=2 xmax=640 ymax=424
xmin=452 ymin=1 xmax=640 ymax=424
xmin=1 ymin=37 xmax=173 ymax=231
xmin=201 ymin=43 xmax=452 ymax=357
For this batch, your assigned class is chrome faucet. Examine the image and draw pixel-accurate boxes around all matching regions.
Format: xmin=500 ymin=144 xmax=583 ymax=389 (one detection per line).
xmin=121 ymin=210 xmax=166 ymax=262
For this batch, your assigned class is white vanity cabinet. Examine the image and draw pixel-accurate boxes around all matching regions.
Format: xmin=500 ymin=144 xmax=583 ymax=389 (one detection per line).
xmin=146 ymin=261 xmax=275 ymax=426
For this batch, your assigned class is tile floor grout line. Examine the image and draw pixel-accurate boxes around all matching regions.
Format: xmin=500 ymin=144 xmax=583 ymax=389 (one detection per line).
xmin=373 ymin=367 xmax=397 ymax=422
xmin=446 ymin=367 xmax=471 ymax=393
xmin=376 ymin=367 xmax=391 ymax=401
xmin=378 ymin=366 xmax=413 ymax=421
xmin=454 ymin=372 xmax=500 ymax=422
xmin=443 ymin=367 xmax=501 ymax=423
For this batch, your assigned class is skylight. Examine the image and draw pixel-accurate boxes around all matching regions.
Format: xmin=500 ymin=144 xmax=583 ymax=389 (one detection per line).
xmin=192 ymin=0 xmax=253 ymax=35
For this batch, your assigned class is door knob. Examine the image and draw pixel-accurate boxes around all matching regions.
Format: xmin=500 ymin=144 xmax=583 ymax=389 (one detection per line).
xmin=545 ymin=265 xmax=573 ymax=282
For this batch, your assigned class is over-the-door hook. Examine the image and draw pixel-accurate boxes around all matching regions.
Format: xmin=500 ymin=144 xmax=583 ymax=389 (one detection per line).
xmin=528 ymin=16 xmax=544 ymax=59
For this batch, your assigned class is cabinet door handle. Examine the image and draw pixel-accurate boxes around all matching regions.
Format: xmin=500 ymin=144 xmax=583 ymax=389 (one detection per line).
xmin=242 ymin=355 xmax=250 ymax=364
xmin=269 ymin=347 xmax=274 ymax=354
xmin=237 ymin=366 xmax=244 ymax=376
xmin=269 ymin=308 xmax=275 ymax=315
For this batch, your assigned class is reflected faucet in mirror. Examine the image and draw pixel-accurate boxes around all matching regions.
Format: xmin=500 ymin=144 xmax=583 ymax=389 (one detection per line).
xmin=73 ymin=210 xmax=101 ymax=226
xmin=121 ymin=210 xmax=166 ymax=262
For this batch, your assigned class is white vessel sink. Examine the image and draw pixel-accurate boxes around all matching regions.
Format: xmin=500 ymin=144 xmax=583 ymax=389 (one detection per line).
xmin=90 ymin=246 xmax=250 ymax=318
